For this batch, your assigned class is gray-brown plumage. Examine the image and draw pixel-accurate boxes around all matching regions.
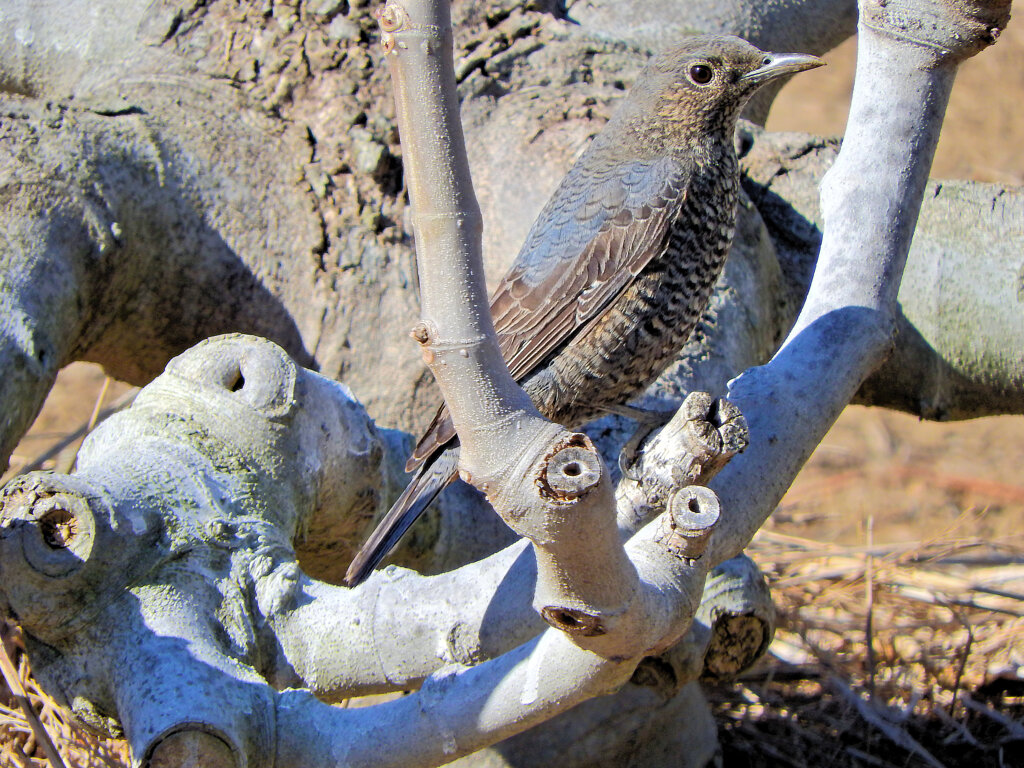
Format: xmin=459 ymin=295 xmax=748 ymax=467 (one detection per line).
xmin=345 ymin=35 xmax=822 ymax=587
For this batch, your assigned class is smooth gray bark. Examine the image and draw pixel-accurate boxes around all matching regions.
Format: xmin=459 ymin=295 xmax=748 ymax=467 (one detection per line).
xmin=741 ymin=129 xmax=1024 ymax=419
xmin=0 ymin=334 xmax=766 ymax=766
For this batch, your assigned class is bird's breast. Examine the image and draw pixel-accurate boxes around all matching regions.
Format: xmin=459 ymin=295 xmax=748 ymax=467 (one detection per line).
xmin=523 ymin=163 xmax=739 ymax=427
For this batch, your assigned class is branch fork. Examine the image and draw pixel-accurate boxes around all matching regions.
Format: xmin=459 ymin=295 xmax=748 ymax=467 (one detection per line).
xmin=379 ymin=0 xmax=664 ymax=650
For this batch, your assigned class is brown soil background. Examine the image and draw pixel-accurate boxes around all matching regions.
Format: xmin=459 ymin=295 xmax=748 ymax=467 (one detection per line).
xmin=3 ymin=23 xmax=1023 ymax=768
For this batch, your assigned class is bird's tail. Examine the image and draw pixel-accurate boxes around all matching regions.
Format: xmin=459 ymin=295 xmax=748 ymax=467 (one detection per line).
xmin=344 ymin=444 xmax=460 ymax=587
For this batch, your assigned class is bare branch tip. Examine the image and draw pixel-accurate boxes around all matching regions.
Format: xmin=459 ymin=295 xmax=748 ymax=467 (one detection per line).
xmin=659 ymin=486 xmax=722 ymax=561
xmin=539 ymin=434 xmax=602 ymax=501
xmin=682 ymin=391 xmax=714 ymax=421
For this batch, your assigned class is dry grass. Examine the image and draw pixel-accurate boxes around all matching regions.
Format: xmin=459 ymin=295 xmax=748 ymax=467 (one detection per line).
xmin=712 ymin=528 xmax=1024 ymax=768
xmin=1 ymin=624 xmax=130 ymax=768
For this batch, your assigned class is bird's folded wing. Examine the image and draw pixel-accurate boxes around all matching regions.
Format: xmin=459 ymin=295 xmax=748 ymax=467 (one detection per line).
xmin=407 ymin=156 xmax=688 ymax=471
xmin=493 ymin=156 xmax=689 ymax=380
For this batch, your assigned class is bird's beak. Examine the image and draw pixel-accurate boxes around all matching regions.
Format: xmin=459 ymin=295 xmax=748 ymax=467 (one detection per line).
xmin=741 ymin=53 xmax=825 ymax=85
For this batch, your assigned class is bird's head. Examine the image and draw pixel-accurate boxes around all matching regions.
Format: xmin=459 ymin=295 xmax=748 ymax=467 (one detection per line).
xmin=626 ymin=35 xmax=823 ymax=145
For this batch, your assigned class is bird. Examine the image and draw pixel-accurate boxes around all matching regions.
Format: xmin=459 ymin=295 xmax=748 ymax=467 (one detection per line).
xmin=345 ymin=35 xmax=823 ymax=587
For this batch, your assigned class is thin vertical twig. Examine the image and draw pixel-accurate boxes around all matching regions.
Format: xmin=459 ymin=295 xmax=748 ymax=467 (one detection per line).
xmin=864 ymin=515 xmax=876 ymax=697
xmin=61 ymin=375 xmax=112 ymax=474
xmin=85 ymin=377 xmax=112 ymax=433
xmin=0 ymin=645 xmax=68 ymax=768
xmin=948 ymin=616 xmax=974 ymax=717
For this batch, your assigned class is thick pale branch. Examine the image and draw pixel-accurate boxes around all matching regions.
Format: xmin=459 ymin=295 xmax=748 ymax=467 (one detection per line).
xmin=382 ymin=0 xmax=638 ymax=641
xmin=261 ymin=543 xmax=540 ymax=696
xmin=0 ymin=334 xmax=741 ymax=766
xmin=255 ymin=391 xmax=754 ymax=698
xmin=384 ymin=0 xmax=532 ymax=435
xmin=275 ymin=632 xmax=632 ymax=768
xmin=708 ymin=0 xmax=1010 ymax=563
xmin=740 ymin=129 xmax=1024 ymax=420
xmin=263 ymin=390 xmax=755 ymax=696
xmin=0 ymin=183 xmax=90 ymax=466
xmin=0 ymin=336 xmax=379 ymax=763
xmin=273 ymin=517 xmax=711 ymax=768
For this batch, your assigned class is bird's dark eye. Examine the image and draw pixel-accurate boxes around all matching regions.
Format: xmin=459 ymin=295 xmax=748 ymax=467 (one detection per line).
xmin=689 ymin=64 xmax=713 ymax=85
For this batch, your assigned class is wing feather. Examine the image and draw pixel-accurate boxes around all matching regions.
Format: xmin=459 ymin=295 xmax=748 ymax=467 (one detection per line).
xmin=408 ymin=154 xmax=689 ymax=471
xmin=495 ymin=159 xmax=688 ymax=379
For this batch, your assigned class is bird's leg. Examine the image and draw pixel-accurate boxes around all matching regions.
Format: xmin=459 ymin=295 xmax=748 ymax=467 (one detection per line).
xmin=598 ymin=402 xmax=680 ymax=479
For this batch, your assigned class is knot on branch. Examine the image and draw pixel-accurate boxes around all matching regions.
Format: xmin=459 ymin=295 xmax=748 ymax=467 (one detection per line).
xmin=700 ymin=613 xmax=772 ymax=680
xmin=377 ymin=2 xmax=407 ymax=33
xmin=145 ymin=727 xmax=239 ymax=768
xmin=165 ymin=334 xmax=299 ymax=422
xmin=675 ymin=393 xmax=749 ymax=486
xmin=696 ymin=554 xmax=776 ymax=680
xmin=630 ymin=655 xmax=679 ymax=697
xmin=409 ymin=321 xmax=432 ymax=345
xmin=0 ymin=473 xmax=159 ymax=643
xmin=409 ymin=320 xmax=446 ymax=366
xmin=0 ymin=478 xmax=94 ymax=579
xmin=377 ymin=0 xmax=449 ymax=56
xmin=539 ymin=606 xmax=608 ymax=637
xmin=657 ymin=486 xmax=721 ymax=562
xmin=617 ymin=392 xmax=747 ymax=534
xmin=538 ymin=433 xmax=602 ymax=501
xmin=861 ymin=0 xmax=1011 ymax=66
xmin=377 ymin=3 xmax=406 ymax=54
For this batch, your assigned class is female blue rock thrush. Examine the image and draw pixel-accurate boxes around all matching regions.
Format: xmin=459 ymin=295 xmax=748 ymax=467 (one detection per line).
xmin=345 ymin=35 xmax=822 ymax=586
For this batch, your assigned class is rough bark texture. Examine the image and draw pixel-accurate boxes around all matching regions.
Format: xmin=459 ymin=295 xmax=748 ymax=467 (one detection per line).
xmin=2 ymin=0 xmax=1021 ymax=477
